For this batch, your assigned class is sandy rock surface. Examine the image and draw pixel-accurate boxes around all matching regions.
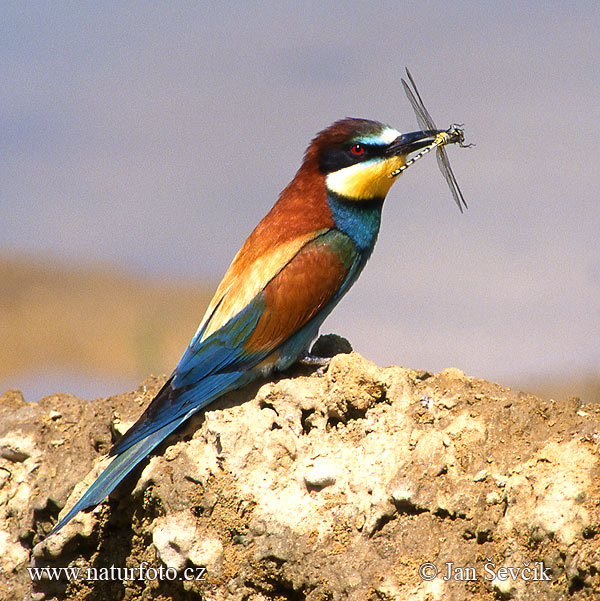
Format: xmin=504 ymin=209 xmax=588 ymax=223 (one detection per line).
xmin=1 ymin=348 xmax=599 ymax=600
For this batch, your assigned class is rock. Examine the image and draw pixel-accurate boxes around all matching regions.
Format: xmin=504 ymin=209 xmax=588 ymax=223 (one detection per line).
xmin=0 ymin=351 xmax=599 ymax=600
xmin=303 ymin=460 xmax=337 ymax=490
xmin=0 ymin=432 xmax=36 ymax=462
xmin=309 ymin=333 xmax=353 ymax=358
xmin=152 ymin=511 xmax=224 ymax=574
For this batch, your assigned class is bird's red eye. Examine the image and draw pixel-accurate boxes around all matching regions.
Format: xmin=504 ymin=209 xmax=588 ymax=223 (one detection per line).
xmin=351 ymin=143 xmax=365 ymax=156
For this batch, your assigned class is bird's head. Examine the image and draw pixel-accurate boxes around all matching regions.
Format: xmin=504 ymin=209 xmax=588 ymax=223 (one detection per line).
xmin=303 ymin=117 xmax=442 ymax=202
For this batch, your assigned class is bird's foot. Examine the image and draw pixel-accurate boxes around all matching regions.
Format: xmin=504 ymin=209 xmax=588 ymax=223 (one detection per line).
xmin=298 ymin=352 xmax=331 ymax=367
xmin=298 ymin=352 xmax=331 ymax=376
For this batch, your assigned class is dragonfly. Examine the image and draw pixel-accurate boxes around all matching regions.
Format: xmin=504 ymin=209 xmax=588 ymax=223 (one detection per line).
xmin=390 ymin=68 xmax=470 ymax=212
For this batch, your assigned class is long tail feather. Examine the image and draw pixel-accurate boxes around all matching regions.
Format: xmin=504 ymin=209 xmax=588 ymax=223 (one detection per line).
xmin=47 ymin=415 xmax=189 ymax=537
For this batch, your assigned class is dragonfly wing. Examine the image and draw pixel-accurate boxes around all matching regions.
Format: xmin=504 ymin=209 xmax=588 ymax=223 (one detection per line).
xmin=402 ymin=69 xmax=436 ymax=130
xmin=436 ymin=146 xmax=467 ymax=212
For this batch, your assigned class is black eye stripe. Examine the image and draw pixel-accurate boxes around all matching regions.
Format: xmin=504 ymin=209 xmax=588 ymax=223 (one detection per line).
xmin=319 ymin=142 xmax=388 ymax=174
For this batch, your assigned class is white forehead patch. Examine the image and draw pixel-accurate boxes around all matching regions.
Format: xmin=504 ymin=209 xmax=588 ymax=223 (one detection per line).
xmin=379 ymin=127 xmax=401 ymax=144
xmin=355 ymin=126 xmax=401 ymax=146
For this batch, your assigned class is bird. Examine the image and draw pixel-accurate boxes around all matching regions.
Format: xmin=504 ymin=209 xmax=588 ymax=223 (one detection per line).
xmin=46 ymin=117 xmax=464 ymax=537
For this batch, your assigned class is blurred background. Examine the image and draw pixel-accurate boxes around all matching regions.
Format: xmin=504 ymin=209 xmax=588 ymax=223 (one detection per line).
xmin=2 ymin=2 xmax=599 ymax=403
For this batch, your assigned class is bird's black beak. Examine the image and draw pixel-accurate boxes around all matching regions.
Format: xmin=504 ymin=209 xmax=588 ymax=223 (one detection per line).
xmin=386 ymin=129 xmax=444 ymax=156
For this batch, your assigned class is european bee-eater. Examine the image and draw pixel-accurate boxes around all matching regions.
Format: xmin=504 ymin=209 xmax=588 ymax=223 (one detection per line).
xmin=47 ymin=117 xmax=465 ymax=537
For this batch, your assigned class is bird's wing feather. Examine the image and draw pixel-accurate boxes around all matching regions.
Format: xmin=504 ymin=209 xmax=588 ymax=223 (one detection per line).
xmin=109 ymin=228 xmax=359 ymax=457
xmin=241 ymin=228 xmax=358 ymax=353
xmin=194 ymin=229 xmax=329 ymax=342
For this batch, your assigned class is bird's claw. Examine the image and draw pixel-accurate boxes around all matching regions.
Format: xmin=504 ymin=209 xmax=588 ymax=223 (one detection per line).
xmin=298 ymin=352 xmax=331 ymax=376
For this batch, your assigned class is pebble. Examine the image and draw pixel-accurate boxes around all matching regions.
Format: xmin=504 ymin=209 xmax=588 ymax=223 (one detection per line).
xmin=304 ymin=462 xmax=337 ymax=489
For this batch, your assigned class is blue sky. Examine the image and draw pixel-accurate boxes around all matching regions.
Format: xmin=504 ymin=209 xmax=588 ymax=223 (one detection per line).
xmin=2 ymin=2 xmax=599 ymax=393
